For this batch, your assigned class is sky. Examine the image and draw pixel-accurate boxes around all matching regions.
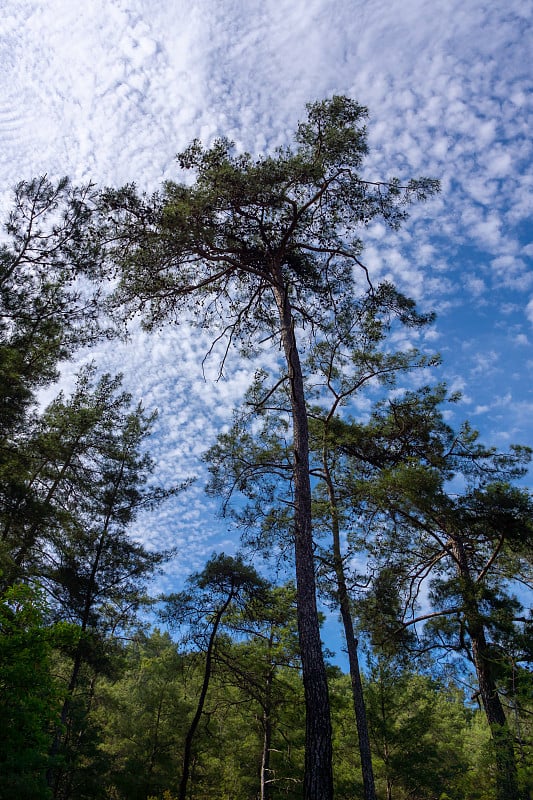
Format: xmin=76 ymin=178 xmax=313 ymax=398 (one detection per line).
xmin=1 ymin=0 xmax=532 ymax=657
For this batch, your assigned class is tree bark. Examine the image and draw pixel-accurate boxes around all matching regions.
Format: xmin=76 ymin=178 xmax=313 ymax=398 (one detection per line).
xmin=272 ymin=276 xmax=333 ymax=800
xmin=48 ymin=478 xmax=120 ymax=796
xmin=178 ymin=593 xmax=233 ymax=800
xmin=323 ymin=450 xmax=377 ymax=800
xmin=260 ymin=665 xmax=274 ymax=800
xmin=450 ymin=535 xmax=522 ymax=800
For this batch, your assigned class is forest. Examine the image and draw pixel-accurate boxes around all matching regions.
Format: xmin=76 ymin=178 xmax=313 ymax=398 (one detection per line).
xmin=0 ymin=97 xmax=531 ymax=800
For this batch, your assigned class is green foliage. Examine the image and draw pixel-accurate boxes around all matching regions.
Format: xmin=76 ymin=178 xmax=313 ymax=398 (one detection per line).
xmin=94 ymin=630 xmax=509 ymax=800
xmin=346 ymin=406 xmax=532 ymax=799
xmin=160 ymin=553 xmax=271 ymax=800
xmin=96 ymin=613 xmax=306 ymax=800
xmin=97 ymin=631 xmax=187 ymax=800
xmin=364 ymin=663 xmax=470 ymax=800
xmin=0 ymin=176 xmax=102 ymax=435
xmin=204 ymin=302 xmax=441 ymax=562
xmin=0 ymin=584 xmax=77 ymax=800
xmin=36 ymin=368 xmax=180 ymax=800
xmin=0 ymin=174 xmax=181 ymax=799
xmin=162 ymin=552 xmax=269 ymax=633
xmin=0 ymin=176 xmax=109 ymax=584
xmin=39 ymin=365 xmax=172 ymax=629
xmin=9 ymin=103 xmax=526 ymax=799
xmin=460 ymin=710 xmax=498 ymax=799
xmin=99 ymin=96 xmax=439 ymax=346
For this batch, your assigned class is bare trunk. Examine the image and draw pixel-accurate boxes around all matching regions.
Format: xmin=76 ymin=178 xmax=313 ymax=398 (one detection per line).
xmin=324 ymin=455 xmax=377 ymax=800
xmin=260 ymin=668 xmax=273 ymax=800
xmin=179 ymin=594 xmax=232 ymax=800
xmin=147 ymin=692 xmax=165 ymax=786
xmin=345 ymin=633 xmax=376 ymax=800
xmin=48 ymin=502 xmax=116 ymax=795
xmin=272 ymin=278 xmax=333 ymax=800
xmin=450 ymin=536 xmax=522 ymax=800
xmin=471 ymin=630 xmax=522 ymax=800
xmin=11 ymin=435 xmax=85 ymax=572
xmin=378 ymin=668 xmax=393 ymax=800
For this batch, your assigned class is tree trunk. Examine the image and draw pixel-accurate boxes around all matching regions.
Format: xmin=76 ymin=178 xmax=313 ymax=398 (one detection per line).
xmin=377 ymin=667 xmax=394 ymax=800
xmin=471 ymin=629 xmax=523 ymax=800
xmin=179 ymin=594 xmax=232 ymax=800
xmin=272 ymin=277 xmax=333 ymax=800
xmin=48 ymin=507 xmax=115 ymax=796
xmin=260 ymin=666 xmax=273 ymax=800
xmin=450 ymin=535 xmax=522 ymax=800
xmin=147 ymin=692 xmax=165 ymax=788
xmin=11 ymin=435 xmax=85 ymax=574
xmin=323 ymin=451 xmax=377 ymax=800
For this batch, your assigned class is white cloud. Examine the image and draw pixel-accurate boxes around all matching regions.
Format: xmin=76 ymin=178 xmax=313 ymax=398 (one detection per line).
xmin=1 ymin=0 xmax=532 ymax=598
xmin=514 ymin=333 xmax=529 ymax=346
xmin=526 ymin=297 xmax=533 ymax=326
xmin=470 ymin=350 xmax=499 ymax=377
xmin=465 ymin=276 xmax=486 ymax=297
xmin=491 ymin=255 xmax=532 ymax=291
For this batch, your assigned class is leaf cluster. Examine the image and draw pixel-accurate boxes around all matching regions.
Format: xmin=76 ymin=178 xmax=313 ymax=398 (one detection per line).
xmin=97 ymin=97 xmax=439 ymax=369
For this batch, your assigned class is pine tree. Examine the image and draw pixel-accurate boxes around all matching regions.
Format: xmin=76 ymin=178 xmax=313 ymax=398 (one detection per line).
xmin=97 ymin=96 xmax=439 ymax=798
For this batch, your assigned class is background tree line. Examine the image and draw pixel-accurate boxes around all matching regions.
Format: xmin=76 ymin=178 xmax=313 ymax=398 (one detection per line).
xmin=0 ymin=99 xmax=531 ymax=799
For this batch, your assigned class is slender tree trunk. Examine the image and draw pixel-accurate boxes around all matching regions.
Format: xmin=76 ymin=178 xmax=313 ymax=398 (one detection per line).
xmin=377 ymin=667 xmax=394 ymax=800
xmin=260 ymin=666 xmax=274 ymax=800
xmin=47 ymin=573 xmax=96 ymax=796
xmin=450 ymin=536 xmax=522 ymax=800
xmin=323 ymin=450 xmax=377 ymax=800
xmin=471 ymin=627 xmax=523 ymax=800
xmin=48 ymin=484 xmax=120 ymax=796
xmin=11 ymin=436 xmax=84 ymax=572
xmin=147 ymin=692 xmax=165 ymax=788
xmin=345 ymin=632 xmax=376 ymax=800
xmin=179 ymin=594 xmax=233 ymax=800
xmin=272 ymin=276 xmax=333 ymax=800
xmin=47 ymin=599 xmax=94 ymax=796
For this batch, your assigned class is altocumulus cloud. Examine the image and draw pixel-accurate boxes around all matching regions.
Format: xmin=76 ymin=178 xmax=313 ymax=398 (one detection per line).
xmin=0 ymin=0 xmax=531 ymax=584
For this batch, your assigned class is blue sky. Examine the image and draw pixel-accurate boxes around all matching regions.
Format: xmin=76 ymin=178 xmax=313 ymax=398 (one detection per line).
xmin=1 ymin=0 xmax=531 ymax=658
